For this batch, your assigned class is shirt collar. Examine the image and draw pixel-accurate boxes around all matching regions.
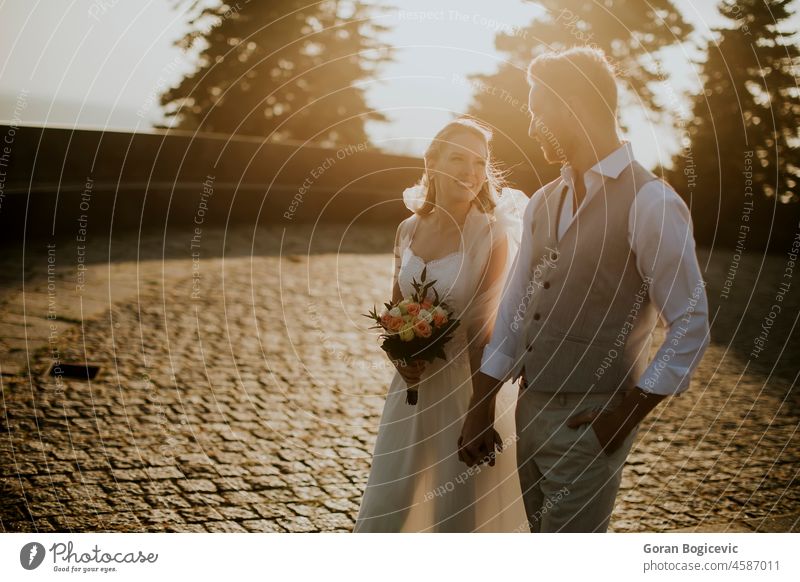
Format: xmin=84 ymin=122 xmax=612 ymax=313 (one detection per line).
xmin=560 ymin=140 xmax=635 ymax=186
xmin=590 ymin=140 xmax=635 ymax=179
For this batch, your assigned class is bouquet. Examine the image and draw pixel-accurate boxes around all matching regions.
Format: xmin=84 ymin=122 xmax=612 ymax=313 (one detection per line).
xmin=364 ymin=266 xmax=460 ymax=405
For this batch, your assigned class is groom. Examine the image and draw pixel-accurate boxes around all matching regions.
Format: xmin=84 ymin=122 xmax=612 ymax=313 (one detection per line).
xmin=458 ymin=47 xmax=710 ymax=532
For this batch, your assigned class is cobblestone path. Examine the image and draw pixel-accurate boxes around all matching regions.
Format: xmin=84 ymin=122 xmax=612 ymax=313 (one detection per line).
xmin=1 ymin=226 xmax=798 ymax=532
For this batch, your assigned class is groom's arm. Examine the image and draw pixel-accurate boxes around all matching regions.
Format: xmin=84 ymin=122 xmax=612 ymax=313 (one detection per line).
xmin=568 ymin=181 xmax=711 ymax=453
xmin=631 ymin=182 xmax=711 ymax=397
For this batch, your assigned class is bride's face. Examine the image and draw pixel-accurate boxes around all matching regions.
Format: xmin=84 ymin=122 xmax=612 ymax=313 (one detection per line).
xmin=429 ymin=132 xmax=488 ymax=207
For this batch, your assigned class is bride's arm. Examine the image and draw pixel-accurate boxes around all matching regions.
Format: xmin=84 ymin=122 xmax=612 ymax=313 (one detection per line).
xmin=458 ymin=229 xmax=508 ymax=466
xmin=466 ymin=229 xmax=509 ymax=389
xmin=389 ymin=217 xmax=425 ymax=386
xmin=391 ymin=218 xmax=410 ymax=304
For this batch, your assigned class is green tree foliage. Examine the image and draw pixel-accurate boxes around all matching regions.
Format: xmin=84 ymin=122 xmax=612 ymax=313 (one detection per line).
xmin=668 ymin=0 xmax=800 ymax=251
xmin=161 ymin=1 xmax=391 ymax=146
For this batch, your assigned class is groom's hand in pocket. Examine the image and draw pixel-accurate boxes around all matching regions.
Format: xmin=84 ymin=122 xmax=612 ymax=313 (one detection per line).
xmin=566 ymin=408 xmax=624 ymax=455
xmin=566 ymin=387 xmax=667 ymax=454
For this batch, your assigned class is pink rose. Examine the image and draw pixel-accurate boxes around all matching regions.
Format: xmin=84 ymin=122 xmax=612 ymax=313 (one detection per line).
xmin=406 ymin=303 xmax=421 ymax=317
xmin=432 ymin=310 xmax=448 ymax=327
xmin=421 ymin=299 xmax=433 ymax=311
xmin=387 ymin=316 xmax=404 ymax=332
xmin=413 ymin=319 xmax=432 ymax=338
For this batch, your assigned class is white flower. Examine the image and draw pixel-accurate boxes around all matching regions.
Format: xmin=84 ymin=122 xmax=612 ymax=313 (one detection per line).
xmin=402 ymin=184 xmax=426 ymax=212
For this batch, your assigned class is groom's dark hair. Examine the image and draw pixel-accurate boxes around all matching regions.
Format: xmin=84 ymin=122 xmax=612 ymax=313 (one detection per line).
xmin=526 ymin=47 xmax=618 ymax=125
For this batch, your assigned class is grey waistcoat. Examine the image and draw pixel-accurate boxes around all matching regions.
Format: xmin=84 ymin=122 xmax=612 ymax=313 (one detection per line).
xmin=520 ymin=160 xmax=661 ymax=394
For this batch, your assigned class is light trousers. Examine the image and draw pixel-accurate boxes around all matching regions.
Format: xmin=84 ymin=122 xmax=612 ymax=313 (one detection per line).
xmin=515 ymin=388 xmax=639 ymax=532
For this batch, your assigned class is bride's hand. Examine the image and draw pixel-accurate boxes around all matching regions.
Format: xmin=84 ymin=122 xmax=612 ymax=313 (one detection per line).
xmin=458 ymin=405 xmax=503 ymax=467
xmin=392 ymin=358 xmax=425 ymax=386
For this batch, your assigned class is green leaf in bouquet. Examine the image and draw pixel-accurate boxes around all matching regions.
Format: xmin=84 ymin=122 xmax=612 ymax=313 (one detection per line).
xmin=421 ymin=280 xmax=437 ymax=299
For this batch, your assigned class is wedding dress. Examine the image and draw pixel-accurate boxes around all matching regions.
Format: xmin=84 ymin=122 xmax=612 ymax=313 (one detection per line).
xmin=354 ymin=187 xmax=530 ymax=533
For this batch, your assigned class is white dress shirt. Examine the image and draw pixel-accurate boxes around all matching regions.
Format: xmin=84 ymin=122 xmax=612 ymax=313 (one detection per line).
xmin=480 ymin=142 xmax=710 ymax=396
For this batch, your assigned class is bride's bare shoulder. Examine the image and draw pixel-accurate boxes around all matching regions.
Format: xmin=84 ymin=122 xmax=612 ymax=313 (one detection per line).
xmin=396 ymin=214 xmax=419 ymax=238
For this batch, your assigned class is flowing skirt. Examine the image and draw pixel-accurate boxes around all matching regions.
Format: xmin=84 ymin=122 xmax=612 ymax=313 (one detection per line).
xmin=354 ymin=339 xmax=530 ymax=533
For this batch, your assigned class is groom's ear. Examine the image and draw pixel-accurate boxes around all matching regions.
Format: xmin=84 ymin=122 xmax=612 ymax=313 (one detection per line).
xmin=564 ymin=95 xmax=582 ymax=120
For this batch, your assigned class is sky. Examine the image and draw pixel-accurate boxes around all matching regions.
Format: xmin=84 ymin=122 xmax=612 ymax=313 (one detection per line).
xmin=0 ymin=0 xmax=790 ymax=170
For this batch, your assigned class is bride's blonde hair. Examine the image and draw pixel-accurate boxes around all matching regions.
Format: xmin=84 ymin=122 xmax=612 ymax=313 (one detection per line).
xmin=415 ymin=117 xmax=504 ymax=216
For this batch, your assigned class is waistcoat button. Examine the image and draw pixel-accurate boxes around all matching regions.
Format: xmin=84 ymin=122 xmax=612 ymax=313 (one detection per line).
xmin=543 ymin=281 xmax=550 ymax=289
xmin=533 ymin=313 xmax=541 ymax=321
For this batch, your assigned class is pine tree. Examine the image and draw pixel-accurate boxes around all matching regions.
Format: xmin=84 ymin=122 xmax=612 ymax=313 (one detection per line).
xmin=669 ymin=0 xmax=800 ymax=251
xmin=467 ymin=0 xmax=692 ymax=189
xmin=160 ymin=1 xmax=391 ymax=146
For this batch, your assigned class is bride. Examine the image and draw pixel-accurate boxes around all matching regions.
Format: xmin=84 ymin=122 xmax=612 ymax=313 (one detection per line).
xmin=354 ymin=117 xmax=530 ymax=532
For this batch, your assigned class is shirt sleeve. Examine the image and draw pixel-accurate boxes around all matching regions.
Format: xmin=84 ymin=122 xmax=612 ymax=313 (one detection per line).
xmin=630 ymin=181 xmax=711 ymax=395
xmin=479 ymin=190 xmax=541 ymax=382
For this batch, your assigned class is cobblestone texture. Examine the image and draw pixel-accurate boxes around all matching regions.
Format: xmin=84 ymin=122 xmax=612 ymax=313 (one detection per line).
xmin=0 ymin=226 xmax=798 ymax=532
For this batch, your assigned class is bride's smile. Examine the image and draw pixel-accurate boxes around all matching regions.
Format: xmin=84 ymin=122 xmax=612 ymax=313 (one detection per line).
xmin=428 ymin=131 xmax=489 ymax=207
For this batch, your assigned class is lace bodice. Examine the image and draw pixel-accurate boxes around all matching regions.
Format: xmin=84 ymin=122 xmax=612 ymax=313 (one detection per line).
xmin=398 ymin=247 xmax=465 ymax=312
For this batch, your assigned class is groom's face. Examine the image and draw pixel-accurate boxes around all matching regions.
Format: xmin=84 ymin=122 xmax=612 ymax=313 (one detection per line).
xmin=528 ymin=84 xmax=568 ymax=164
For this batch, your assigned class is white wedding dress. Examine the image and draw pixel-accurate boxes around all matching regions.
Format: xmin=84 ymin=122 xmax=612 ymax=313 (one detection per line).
xmin=354 ymin=193 xmax=530 ymax=533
